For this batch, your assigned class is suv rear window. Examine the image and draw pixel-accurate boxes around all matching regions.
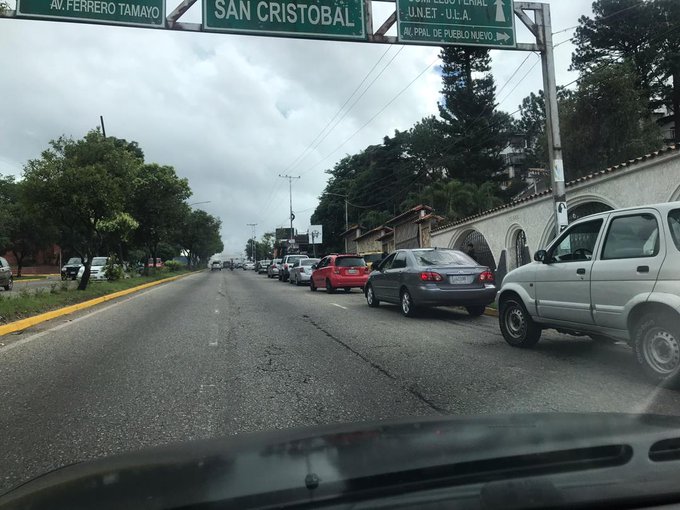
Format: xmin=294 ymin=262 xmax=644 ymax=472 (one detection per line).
xmin=669 ymin=210 xmax=680 ymax=251
xmin=335 ymin=257 xmax=366 ymax=267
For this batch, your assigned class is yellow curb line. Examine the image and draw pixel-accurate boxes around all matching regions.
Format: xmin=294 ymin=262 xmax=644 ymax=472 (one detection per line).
xmin=14 ymin=278 xmax=47 ymax=283
xmin=0 ymin=272 xmax=196 ymax=337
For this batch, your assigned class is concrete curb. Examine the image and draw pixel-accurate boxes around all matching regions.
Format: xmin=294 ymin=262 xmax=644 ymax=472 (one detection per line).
xmin=0 ymin=272 xmax=196 ymax=337
xmin=484 ymin=307 xmax=498 ymax=317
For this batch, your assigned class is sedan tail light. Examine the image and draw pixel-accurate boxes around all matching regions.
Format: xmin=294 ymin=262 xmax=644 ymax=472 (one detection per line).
xmin=479 ymin=270 xmax=494 ymax=283
xmin=420 ymin=271 xmax=443 ymax=282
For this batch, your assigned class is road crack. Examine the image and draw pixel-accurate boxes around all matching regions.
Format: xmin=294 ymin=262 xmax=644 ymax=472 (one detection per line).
xmin=304 ymin=316 xmax=448 ymax=414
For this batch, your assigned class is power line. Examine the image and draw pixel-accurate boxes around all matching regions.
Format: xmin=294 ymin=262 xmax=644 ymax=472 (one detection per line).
xmin=299 ymin=55 xmax=439 ymax=177
xmin=280 ymin=45 xmax=395 ymax=175
xmin=288 ymin=46 xmax=406 ymax=174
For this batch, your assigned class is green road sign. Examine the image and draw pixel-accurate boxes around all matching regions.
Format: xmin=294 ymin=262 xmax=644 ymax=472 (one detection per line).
xmin=16 ymin=0 xmax=165 ymax=27
xmin=396 ymin=0 xmax=515 ymax=48
xmin=203 ymin=0 xmax=365 ymax=40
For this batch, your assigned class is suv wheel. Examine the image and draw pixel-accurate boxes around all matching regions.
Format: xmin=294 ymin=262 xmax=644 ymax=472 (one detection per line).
xmin=499 ymin=297 xmax=541 ymax=348
xmin=634 ymin=314 xmax=680 ymax=387
xmin=400 ymin=288 xmax=417 ymax=317
xmin=366 ymin=284 xmax=379 ymax=308
xmin=310 ymin=279 xmax=317 ymax=292
xmin=4 ymin=276 xmax=12 ymax=291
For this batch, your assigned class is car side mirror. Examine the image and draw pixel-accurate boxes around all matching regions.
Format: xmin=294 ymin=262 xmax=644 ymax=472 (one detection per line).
xmin=311 ymin=264 xmax=317 ymax=270
xmin=534 ymin=250 xmax=548 ymax=263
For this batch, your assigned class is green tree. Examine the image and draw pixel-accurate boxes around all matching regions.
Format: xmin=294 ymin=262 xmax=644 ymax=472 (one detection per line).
xmin=560 ymin=63 xmax=662 ymax=177
xmin=130 ymin=163 xmax=191 ymax=272
xmin=572 ymin=0 xmax=680 ymax=143
xmin=437 ymin=47 xmax=512 ymax=185
xmin=22 ymin=130 xmax=142 ymax=289
xmin=178 ymin=209 xmax=223 ymax=268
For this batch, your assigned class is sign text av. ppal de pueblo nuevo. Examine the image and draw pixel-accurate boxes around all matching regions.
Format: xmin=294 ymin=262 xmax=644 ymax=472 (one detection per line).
xmin=397 ymin=0 xmax=516 ymax=47
xmin=205 ymin=0 xmax=366 ymax=40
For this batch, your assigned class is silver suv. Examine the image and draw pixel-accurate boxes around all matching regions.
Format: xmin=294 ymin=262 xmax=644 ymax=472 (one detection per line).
xmin=498 ymin=202 xmax=680 ymax=386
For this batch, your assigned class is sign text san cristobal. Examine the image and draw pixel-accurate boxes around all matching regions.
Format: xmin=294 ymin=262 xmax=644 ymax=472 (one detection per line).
xmin=204 ymin=0 xmax=366 ymax=40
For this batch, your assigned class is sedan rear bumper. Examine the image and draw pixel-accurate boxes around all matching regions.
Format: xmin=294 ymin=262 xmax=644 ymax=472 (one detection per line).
xmin=330 ymin=276 xmax=369 ymax=288
xmin=411 ymin=284 xmax=497 ymax=307
xmin=296 ymin=273 xmax=312 ymax=282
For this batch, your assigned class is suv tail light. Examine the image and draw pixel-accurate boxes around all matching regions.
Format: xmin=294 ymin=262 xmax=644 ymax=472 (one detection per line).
xmin=479 ymin=270 xmax=494 ymax=283
xmin=420 ymin=271 xmax=443 ymax=282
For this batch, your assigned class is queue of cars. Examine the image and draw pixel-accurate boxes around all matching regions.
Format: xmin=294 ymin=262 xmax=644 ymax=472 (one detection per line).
xmin=258 ymin=249 xmax=498 ymax=317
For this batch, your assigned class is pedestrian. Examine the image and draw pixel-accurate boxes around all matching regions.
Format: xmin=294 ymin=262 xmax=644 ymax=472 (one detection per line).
xmin=465 ymin=242 xmax=477 ymax=262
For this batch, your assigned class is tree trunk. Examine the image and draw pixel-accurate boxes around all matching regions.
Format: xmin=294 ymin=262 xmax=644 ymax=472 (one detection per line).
xmin=12 ymin=250 xmax=23 ymax=278
xmin=78 ymin=257 xmax=92 ymax=290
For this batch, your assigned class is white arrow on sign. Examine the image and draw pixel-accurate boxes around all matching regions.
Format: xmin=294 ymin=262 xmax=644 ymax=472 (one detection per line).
xmin=496 ymin=32 xmax=510 ymax=42
xmin=495 ymin=0 xmax=506 ymax=23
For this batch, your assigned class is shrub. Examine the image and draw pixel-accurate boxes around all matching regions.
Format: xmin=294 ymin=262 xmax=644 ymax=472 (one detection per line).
xmin=104 ymin=256 xmax=124 ymax=281
xmin=164 ymin=260 xmax=182 ymax=272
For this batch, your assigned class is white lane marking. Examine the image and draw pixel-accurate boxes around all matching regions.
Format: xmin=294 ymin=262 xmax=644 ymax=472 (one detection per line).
xmin=214 ymin=309 xmax=220 ymax=314
xmin=209 ymin=341 xmax=218 ymax=347
xmin=331 ymin=303 xmax=348 ymax=310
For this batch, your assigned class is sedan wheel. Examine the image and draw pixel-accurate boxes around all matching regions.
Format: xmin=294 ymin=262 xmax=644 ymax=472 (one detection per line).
xmin=634 ymin=314 xmax=680 ymax=387
xmin=499 ymin=297 xmax=541 ymax=348
xmin=400 ymin=289 xmax=417 ymax=317
xmin=366 ymin=284 xmax=380 ymax=308
xmin=296 ymin=276 xmax=302 ymax=286
xmin=5 ymin=277 xmax=13 ymax=291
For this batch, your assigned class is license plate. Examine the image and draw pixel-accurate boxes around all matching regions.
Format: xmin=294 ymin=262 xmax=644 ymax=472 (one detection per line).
xmin=347 ymin=269 xmax=358 ymax=274
xmin=450 ymin=275 xmax=472 ymax=284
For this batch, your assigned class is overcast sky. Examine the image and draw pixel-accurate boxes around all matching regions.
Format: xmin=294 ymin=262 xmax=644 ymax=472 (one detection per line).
xmin=0 ymin=0 xmax=593 ymax=258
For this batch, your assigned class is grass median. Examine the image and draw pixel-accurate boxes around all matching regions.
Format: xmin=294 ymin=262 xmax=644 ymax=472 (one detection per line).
xmin=0 ymin=270 xmax=195 ymax=325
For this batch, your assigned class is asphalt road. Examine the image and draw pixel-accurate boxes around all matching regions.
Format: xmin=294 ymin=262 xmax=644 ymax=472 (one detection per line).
xmin=2 ymin=269 xmax=680 ymax=493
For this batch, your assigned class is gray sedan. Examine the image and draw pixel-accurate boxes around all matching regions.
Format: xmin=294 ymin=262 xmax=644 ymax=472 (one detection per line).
xmin=364 ymin=249 xmax=497 ymax=317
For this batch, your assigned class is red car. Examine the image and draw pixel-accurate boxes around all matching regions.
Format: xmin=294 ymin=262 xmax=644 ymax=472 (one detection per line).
xmin=310 ymin=254 xmax=369 ymax=293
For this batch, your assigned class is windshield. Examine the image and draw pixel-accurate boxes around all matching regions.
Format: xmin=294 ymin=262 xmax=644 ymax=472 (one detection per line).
xmin=336 ymin=256 xmax=366 ymax=267
xmin=4 ymin=0 xmax=680 ymax=503
xmin=412 ymin=249 xmax=477 ymax=266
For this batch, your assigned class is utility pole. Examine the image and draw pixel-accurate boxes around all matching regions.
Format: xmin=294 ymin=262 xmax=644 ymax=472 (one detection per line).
xmin=535 ymin=3 xmax=568 ymax=235
xmin=278 ymin=174 xmax=300 ymax=243
xmin=100 ymin=115 xmax=107 ymax=137
xmin=247 ymin=223 xmax=257 ymax=262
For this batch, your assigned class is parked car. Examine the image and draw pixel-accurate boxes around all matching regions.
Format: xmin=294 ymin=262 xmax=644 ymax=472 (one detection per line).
xmin=268 ymin=259 xmax=282 ymax=278
xmin=244 ymin=262 xmax=256 ymax=271
xmin=61 ymin=257 xmax=85 ymax=280
xmin=497 ymin=202 xmax=680 ymax=386
xmin=76 ymin=257 xmax=110 ymax=281
xmin=279 ymin=254 xmax=309 ymax=281
xmin=256 ymin=260 xmax=271 ymax=274
xmin=289 ymin=258 xmax=320 ymax=286
xmin=210 ymin=260 xmax=222 ymax=271
xmin=0 ymin=256 xmax=13 ymax=291
xmin=364 ymin=249 xmax=496 ymax=317
xmin=310 ymin=254 xmax=369 ymax=293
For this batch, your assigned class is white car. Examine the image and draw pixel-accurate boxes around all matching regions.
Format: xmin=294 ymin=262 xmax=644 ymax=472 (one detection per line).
xmin=243 ymin=262 xmax=256 ymax=270
xmin=76 ymin=256 xmax=109 ymax=281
